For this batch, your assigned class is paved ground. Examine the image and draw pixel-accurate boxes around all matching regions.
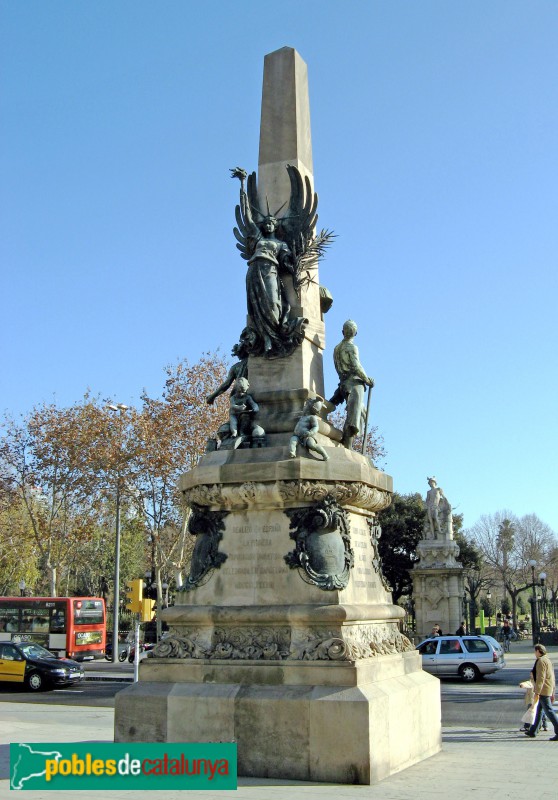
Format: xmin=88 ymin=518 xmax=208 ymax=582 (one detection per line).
xmin=1 ymin=641 xmax=557 ymax=800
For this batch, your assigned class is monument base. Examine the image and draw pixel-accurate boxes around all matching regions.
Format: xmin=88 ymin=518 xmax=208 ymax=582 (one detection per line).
xmin=413 ymin=539 xmax=464 ymax=640
xmin=114 ymin=442 xmax=441 ymax=784
xmin=114 ymin=653 xmax=441 ymax=784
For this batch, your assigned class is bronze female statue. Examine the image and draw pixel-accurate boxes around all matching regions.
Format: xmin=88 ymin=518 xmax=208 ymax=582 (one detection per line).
xmin=231 ymin=165 xmax=332 ymax=358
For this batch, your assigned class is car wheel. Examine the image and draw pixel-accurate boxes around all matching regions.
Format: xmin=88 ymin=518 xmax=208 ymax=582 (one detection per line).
xmin=119 ymin=649 xmax=127 ymax=663
xmin=26 ymin=671 xmax=44 ymax=692
xmin=459 ymin=664 xmax=480 ymax=682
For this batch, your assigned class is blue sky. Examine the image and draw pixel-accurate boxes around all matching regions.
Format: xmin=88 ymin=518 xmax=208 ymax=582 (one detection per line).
xmin=2 ymin=1 xmax=557 ymax=531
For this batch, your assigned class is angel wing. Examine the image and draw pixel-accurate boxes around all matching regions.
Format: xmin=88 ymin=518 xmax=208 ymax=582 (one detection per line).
xmin=280 ymin=165 xmax=318 ymax=255
xmin=279 ymin=165 xmax=335 ymax=293
xmin=233 ymin=171 xmax=261 ymax=261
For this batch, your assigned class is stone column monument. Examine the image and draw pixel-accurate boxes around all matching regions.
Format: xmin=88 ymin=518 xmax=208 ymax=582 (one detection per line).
xmin=115 ymin=47 xmax=441 ymax=785
xmin=412 ymin=477 xmax=464 ymax=639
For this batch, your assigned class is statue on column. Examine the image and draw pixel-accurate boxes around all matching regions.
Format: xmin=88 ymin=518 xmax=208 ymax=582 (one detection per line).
xmin=230 ymin=165 xmax=333 ymax=359
xmin=329 ymin=320 xmax=374 ymax=449
xmin=424 ymin=477 xmax=453 ymax=540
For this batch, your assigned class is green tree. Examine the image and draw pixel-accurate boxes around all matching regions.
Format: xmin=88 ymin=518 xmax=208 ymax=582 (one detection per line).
xmin=66 ymin=509 xmax=146 ymax=600
xmin=377 ymin=492 xmax=425 ymax=604
xmin=454 ymin=530 xmax=482 ymax=571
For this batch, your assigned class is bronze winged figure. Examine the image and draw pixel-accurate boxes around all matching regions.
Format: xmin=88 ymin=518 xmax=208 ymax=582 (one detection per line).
xmin=231 ymin=164 xmax=333 ymax=358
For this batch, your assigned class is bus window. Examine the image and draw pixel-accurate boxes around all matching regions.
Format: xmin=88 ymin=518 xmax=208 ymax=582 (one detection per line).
xmin=21 ymin=614 xmax=33 ymax=632
xmin=50 ymin=608 xmax=66 ymax=633
xmin=21 ymin=606 xmax=49 ymax=633
xmin=0 ymin=608 xmax=19 ymax=632
xmin=31 ymin=616 xmax=49 ymax=633
xmin=72 ymin=600 xmax=104 ymax=625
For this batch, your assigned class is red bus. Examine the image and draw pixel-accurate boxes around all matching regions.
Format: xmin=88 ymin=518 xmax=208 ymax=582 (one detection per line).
xmin=0 ymin=597 xmax=106 ymax=661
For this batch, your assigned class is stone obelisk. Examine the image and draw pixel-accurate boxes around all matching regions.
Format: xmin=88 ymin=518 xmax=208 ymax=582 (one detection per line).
xmin=115 ymin=47 xmax=441 ymax=785
xmin=258 ymin=47 xmax=322 ymax=359
xmin=247 ymin=47 xmax=325 ymax=423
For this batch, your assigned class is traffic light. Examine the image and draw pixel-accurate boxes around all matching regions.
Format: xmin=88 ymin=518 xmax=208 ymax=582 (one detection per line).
xmin=125 ymin=579 xmax=144 ymax=613
xmin=140 ymin=599 xmax=155 ymax=622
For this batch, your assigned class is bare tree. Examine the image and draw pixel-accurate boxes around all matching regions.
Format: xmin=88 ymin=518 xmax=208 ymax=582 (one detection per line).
xmin=131 ymin=353 xmax=228 ymax=638
xmin=0 ymin=487 xmax=40 ymax=595
xmin=468 ymin=511 xmax=557 ymax=626
xmin=327 ymin=408 xmax=386 ymax=467
xmin=0 ymin=397 xmax=107 ymax=595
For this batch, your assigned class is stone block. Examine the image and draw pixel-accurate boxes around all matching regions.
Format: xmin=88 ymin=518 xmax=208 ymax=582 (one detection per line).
xmin=114 ymin=666 xmax=441 ymax=784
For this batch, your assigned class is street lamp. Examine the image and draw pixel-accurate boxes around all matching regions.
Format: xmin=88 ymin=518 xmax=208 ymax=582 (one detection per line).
xmin=144 ymin=570 xmax=155 ymax=598
xmin=487 ymin=590 xmax=492 ymax=628
xmin=539 ymin=572 xmax=547 ymax=628
xmin=529 ymin=559 xmax=539 ymax=645
xmin=147 ymin=535 xmax=156 ymax=580
xmin=106 ymin=403 xmax=129 ymax=664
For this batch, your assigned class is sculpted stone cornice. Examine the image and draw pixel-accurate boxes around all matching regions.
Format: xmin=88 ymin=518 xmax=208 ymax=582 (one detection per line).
xmin=182 ymin=479 xmax=392 ymax=513
xmin=292 ymin=624 xmax=414 ymax=660
xmin=415 ymin=539 xmax=463 ymax=570
xmin=149 ymin=622 xmax=413 ymax=662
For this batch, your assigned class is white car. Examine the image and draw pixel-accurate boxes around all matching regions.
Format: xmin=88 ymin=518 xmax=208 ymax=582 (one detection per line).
xmin=417 ymin=635 xmax=506 ymax=682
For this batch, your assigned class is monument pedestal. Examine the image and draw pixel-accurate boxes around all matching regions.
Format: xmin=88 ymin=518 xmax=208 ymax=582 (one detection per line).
xmin=115 ymin=446 xmax=442 ymax=784
xmin=412 ymin=539 xmax=464 ymax=640
xmin=115 ymin=654 xmax=439 ymax=784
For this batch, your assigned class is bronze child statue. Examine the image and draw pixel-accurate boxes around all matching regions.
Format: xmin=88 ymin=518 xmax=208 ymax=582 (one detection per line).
xmin=289 ymin=398 xmax=329 ymax=461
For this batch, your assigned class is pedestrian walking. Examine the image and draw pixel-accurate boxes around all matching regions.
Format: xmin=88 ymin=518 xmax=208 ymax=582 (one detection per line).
xmin=524 ymin=644 xmax=558 ymax=740
xmin=519 ymin=679 xmax=547 ymax=732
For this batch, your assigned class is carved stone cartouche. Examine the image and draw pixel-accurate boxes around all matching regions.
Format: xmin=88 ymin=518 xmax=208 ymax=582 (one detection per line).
xmin=284 ymin=495 xmax=353 ymax=590
xmin=367 ymin=518 xmax=391 ymax=592
xmin=181 ymin=505 xmax=229 ymax=591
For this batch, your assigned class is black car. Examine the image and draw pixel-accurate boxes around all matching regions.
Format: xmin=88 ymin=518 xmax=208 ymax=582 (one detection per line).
xmin=0 ymin=640 xmax=85 ymax=691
